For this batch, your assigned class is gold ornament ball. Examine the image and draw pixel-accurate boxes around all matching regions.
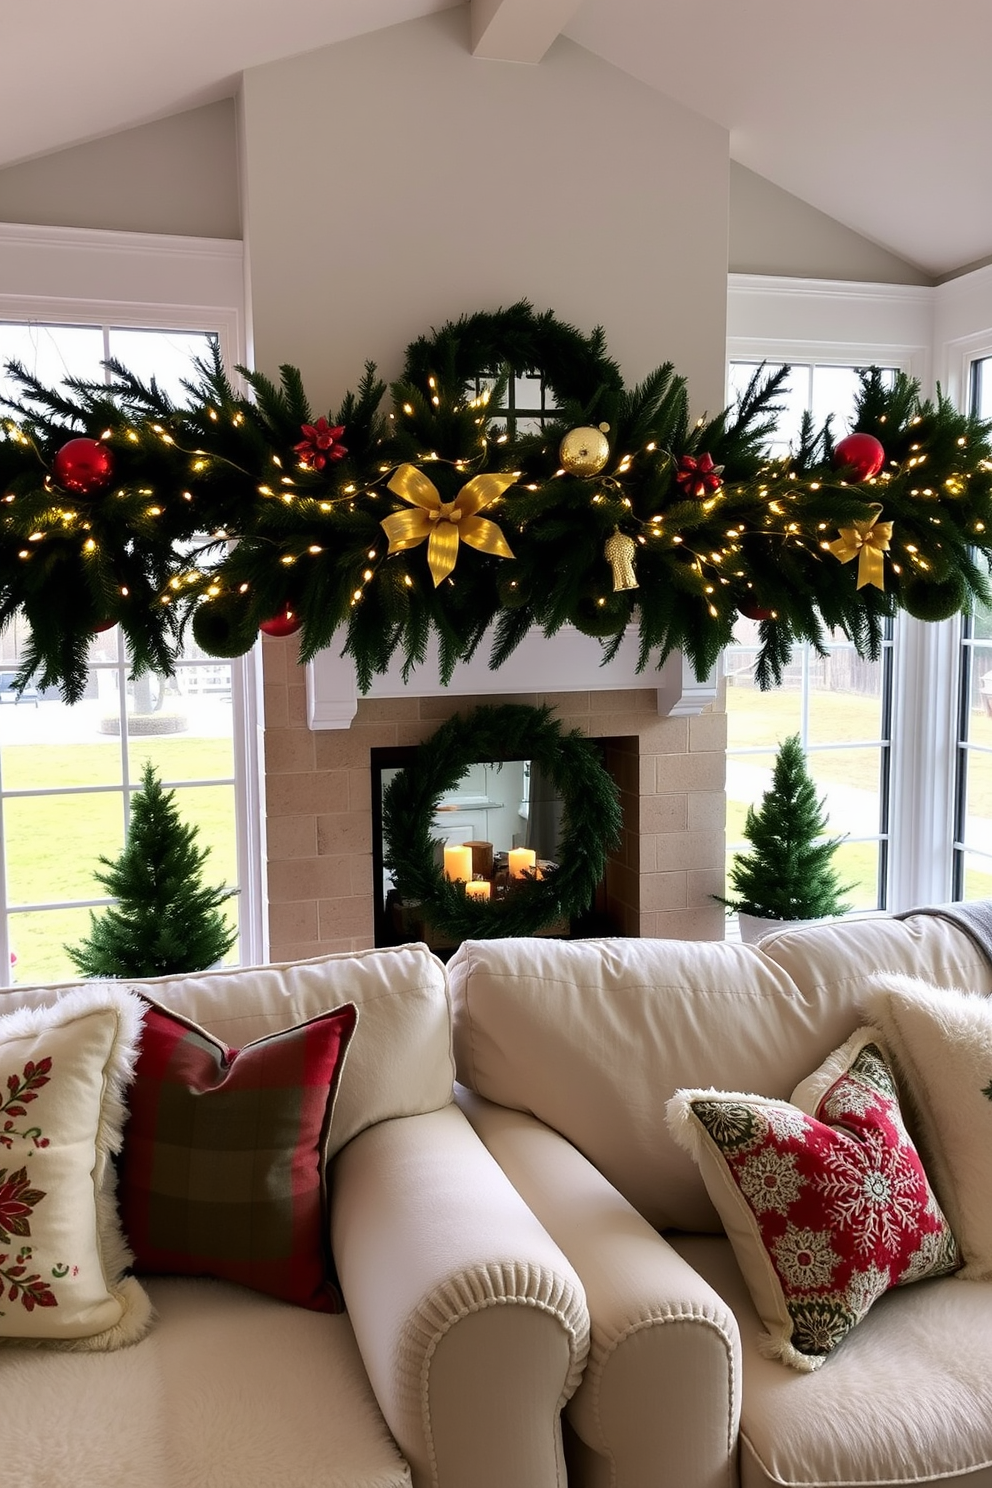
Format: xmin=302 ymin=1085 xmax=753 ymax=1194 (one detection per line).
xmin=559 ymin=425 xmax=610 ymax=477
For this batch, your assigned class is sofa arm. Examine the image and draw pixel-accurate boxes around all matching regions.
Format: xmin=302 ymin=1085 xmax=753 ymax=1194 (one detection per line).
xmin=456 ymin=1088 xmax=741 ymax=1488
xmin=331 ymin=1101 xmax=589 ymax=1488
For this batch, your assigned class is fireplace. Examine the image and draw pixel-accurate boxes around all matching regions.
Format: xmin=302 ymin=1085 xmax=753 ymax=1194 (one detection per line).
xmin=259 ymin=630 xmax=728 ymax=962
xmin=369 ymin=740 xmax=632 ymax=955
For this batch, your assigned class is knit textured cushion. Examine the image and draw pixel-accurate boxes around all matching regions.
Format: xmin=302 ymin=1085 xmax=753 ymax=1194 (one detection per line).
xmin=119 ymin=997 xmax=357 ymax=1311
xmin=667 ymin=1029 xmax=960 ymax=1371
xmin=864 ymin=973 xmax=992 ymax=1281
xmin=0 ymin=983 xmax=152 ymax=1350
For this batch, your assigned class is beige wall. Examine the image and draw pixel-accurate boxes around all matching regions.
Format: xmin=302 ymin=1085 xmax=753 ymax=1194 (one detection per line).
xmin=730 ymin=162 xmax=932 ymax=287
xmin=0 ymin=101 xmax=240 ymax=241
xmin=240 ymin=8 xmax=730 ymax=417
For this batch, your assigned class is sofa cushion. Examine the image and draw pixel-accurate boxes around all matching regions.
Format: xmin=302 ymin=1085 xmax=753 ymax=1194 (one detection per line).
xmin=450 ymin=936 xmax=881 ymax=1232
xmin=2 ymin=943 xmax=454 ymax=1159
xmin=760 ymin=910 xmax=992 ymax=1012
xmin=864 ymin=973 xmax=992 ymax=1282
xmin=0 ymin=1276 xmax=412 ymax=1488
xmin=668 ymin=1029 xmax=959 ymax=1371
xmin=0 ymin=983 xmax=153 ymax=1350
xmin=674 ymin=1233 xmax=992 ymax=1488
xmin=120 ymin=998 xmax=357 ymax=1310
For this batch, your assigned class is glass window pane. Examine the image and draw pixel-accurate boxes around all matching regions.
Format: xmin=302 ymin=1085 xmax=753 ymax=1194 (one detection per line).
xmin=0 ymin=323 xmax=105 ymax=406
xmin=169 ymin=783 xmax=239 ymax=895
xmin=125 ymin=663 xmax=234 ymax=783
xmin=962 ymin=852 xmax=992 ymax=901
xmin=729 ymin=361 xmax=809 ymax=457
xmin=107 ymin=328 xmax=216 ymax=405
xmin=806 ymin=651 xmax=885 ymax=745
xmin=973 ymin=358 xmax=992 ymax=421
xmin=8 ymin=907 xmax=102 ymax=987
xmin=724 ymin=648 xmax=803 ymax=748
xmin=4 ymin=792 xmax=124 ymax=905
xmin=726 ymin=748 xmax=778 ymax=848
xmin=959 ymin=746 xmax=992 ymax=853
xmin=810 ymin=366 xmax=864 ymax=439
xmin=814 ymin=750 xmax=882 ymax=840
xmin=830 ymin=840 xmax=880 ymax=913
xmin=0 ymin=682 xmax=124 ymax=791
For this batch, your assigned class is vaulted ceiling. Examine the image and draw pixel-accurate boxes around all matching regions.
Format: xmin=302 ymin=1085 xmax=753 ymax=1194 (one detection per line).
xmin=2 ymin=0 xmax=987 ymax=277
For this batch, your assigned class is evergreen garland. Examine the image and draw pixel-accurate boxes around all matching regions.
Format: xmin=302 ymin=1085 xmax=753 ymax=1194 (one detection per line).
xmin=2 ymin=300 xmax=992 ymax=702
xmin=381 ymin=704 xmax=622 ymax=939
xmin=717 ymin=734 xmax=855 ymax=921
xmin=66 ymin=760 xmax=237 ymax=976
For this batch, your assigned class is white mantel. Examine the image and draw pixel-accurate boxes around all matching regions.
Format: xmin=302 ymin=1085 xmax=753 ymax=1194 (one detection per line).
xmin=306 ymin=628 xmax=717 ymax=729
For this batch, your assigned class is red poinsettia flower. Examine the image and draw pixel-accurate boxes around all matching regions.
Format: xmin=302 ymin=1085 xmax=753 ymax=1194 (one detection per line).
xmin=0 ymin=1166 xmax=45 ymax=1244
xmin=675 ymin=451 xmax=724 ymax=498
xmin=294 ymin=417 xmax=348 ymax=471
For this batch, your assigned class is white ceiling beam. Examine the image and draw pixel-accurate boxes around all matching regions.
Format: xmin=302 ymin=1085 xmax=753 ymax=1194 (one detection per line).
xmin=470 ymin=0 xmax=582 ymax=63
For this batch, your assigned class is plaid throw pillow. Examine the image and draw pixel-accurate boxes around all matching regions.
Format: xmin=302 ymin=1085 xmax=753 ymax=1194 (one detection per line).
xmin=119 ymin=997 xmax=358 ymax=1311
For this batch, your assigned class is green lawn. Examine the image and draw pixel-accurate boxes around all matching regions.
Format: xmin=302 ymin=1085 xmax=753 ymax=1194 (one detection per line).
xmin=3 ymin=737 xmax=239 ymax=985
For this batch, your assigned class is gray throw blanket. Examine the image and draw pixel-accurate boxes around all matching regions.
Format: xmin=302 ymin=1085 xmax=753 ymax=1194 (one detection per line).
xmin=896 ymin=899 xmax=992 ymax=969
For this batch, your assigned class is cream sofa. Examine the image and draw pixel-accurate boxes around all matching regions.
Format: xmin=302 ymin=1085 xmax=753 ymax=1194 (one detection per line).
xmin=0 ymin=943 xmax=589 ymax=1488
xmin=450 ymin=914 xmax=992 ymax=1488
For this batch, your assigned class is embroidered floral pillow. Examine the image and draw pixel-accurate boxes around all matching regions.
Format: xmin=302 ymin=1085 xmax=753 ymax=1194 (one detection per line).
xmin=667 ymin=1029 xmax=960 ymax=1371
xmin=0 ymin=984 xmax=153 ymax=1350
xmin=863 ymin=973 xmax=992 ymax=1281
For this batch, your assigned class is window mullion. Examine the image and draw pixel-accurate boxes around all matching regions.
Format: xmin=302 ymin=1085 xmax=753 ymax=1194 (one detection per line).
xmin=887 ymin=611 xmax=960 ymax=909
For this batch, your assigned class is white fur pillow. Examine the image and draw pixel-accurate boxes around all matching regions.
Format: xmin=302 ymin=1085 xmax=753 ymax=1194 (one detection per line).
xmin=0 ymin=983 xmax=153 ymax=1349
xmin=863 ymin=972 xmax=992 ymax=1281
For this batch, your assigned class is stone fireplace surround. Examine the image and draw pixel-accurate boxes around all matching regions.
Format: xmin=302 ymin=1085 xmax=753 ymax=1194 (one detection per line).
xmin=260 ymin=631 xmax=728 ymax=962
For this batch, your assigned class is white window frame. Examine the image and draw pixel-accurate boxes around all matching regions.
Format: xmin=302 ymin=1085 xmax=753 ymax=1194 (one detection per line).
xmin=0 ymin=222 xmax=267 ymax=970
xmin=727 ymin=272 xmax=964 ymax=913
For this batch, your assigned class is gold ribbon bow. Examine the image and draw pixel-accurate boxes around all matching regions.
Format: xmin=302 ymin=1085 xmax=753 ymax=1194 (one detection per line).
xmin=827 ymin=504 xmax=894 ymax=591
xmin=380 ymin=464 xmax=517 ymax=586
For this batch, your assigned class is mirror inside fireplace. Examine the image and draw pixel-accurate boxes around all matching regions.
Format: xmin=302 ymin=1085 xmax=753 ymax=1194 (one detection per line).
xmin=371 ymin=753 xmax=564 ymax=951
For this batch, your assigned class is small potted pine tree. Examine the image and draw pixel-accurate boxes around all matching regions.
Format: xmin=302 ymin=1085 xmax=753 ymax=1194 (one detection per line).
xmin=67 ymin=760 xmax=237 ymax=977
xmin=719 ymin=733 xmax=854 ymax=942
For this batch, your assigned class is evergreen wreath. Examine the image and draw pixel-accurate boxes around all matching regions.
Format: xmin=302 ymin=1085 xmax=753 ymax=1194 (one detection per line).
xmin=3 ymin=300 xmax=992 ymax=703
xmin=380 ymin=704 xmax=622 ymax=940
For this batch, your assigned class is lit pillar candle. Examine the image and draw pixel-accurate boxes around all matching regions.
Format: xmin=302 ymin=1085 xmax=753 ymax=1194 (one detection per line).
xmin=443 ymin=845 xmax=473 ymax=882
xmin=508 ymin=847 xmax=537 ymax=879
xmin=465 ymin=879 xmax=491 ymax=901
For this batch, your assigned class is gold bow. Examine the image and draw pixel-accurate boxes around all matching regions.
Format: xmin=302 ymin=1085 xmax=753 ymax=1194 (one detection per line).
xmin=380 ymin=464 xmax=517 ymax=586
xmin=827 ymin=504 xmax=894 ymax=590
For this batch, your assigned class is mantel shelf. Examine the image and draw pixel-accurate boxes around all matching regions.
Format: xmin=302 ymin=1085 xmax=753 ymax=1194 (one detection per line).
xmin=306 ymin=627 xmax=717 ymax=729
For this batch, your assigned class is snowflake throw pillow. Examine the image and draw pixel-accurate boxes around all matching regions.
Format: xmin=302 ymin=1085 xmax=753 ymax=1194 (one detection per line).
xmin=667 ymin=1029 xmax=960 ymax=1371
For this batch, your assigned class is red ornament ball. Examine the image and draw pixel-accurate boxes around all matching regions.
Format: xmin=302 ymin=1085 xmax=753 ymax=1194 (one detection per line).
xmin=51 ymin=438 xmax=115 ymax=494
xmin=738 ymin=600 xmax=773 ymax=622
xmin=91 ymin=619 xmax=117 ymax=634
xmin=833 ymin=433 xmax=885 ymax=482
xmin=259 ymin=608 xmax=303 ymax=638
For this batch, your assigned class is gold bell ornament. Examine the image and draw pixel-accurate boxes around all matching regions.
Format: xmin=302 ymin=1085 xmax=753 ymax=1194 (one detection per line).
xmin=559 ymin=423 xmax=611 ymax=477
xmin=603 ymin=528 xmax=638 ymax=591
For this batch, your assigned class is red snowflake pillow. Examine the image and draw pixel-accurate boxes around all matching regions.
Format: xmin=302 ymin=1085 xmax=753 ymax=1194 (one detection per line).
xmin=667 ymin=1029 xmax=960 ymax=1371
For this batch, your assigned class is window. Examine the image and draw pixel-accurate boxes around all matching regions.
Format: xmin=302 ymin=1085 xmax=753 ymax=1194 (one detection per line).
xmin=469 ymin=369 xmax=558 ymax=437
xmin=952 ymin=355 xmax=992 ymax=901
xmin=723 ymin=361 xmax=895 ymax=911
xmin=0 ymin=227 xmax=261 ymax=986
